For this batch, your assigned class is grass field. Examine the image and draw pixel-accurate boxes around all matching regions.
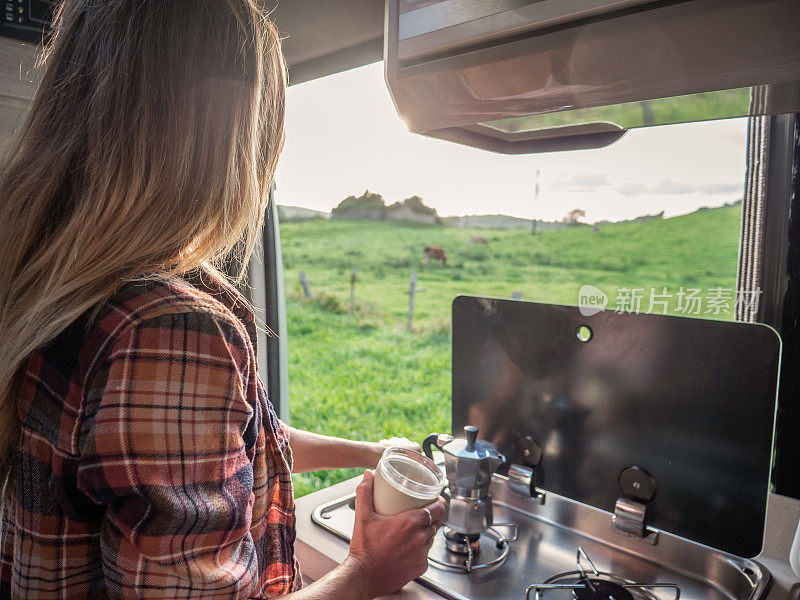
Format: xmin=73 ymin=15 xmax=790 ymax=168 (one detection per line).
xmin=281 ymin=204 xmax=742 ymax=496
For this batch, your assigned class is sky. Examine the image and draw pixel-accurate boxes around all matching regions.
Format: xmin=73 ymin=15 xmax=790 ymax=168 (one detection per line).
xmin=274 ymin=61 xmax=748 ymax=223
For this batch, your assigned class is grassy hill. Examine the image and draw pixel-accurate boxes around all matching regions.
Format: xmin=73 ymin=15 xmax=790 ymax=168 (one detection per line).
xmin=280 ymin=204 xmax=742 ymax=496
xmin=277 ymin=204 xmax=329 ymax=222
xmin=440 ymin=214 xmax=559 ymax=230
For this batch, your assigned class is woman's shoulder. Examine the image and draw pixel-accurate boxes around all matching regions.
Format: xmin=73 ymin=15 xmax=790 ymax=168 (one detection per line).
xmin=34 ymin=270 xmax=257 ymax=399
xmin=103 ymin=270 xmax=253 ymax=337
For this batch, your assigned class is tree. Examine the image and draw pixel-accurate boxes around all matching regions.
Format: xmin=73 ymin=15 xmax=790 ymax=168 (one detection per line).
xmin=562 ymin=208 xmax=586 ymax=226
xmin=331 ymin=190 xmax=386 ymax=218
xmin=387 ymin=195 xmax=437 ymax=217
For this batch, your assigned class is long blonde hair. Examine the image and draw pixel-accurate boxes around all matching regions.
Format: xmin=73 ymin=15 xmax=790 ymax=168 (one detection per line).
xmin=0 ymin=0 xmax=286 ymax=493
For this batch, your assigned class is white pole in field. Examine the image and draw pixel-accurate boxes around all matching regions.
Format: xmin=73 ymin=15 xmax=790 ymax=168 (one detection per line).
xmin=350 ymin=268 xmax=357 ymax=314
xmin=407 ymin=271 xmax=417 ymax=332
xmin=404 ymin=271 xmax=426 ymax=332
xmin=408 ymin=271 xmax=417 ymax=331
xmin=299 ymin=271 xmax=312 ymax=298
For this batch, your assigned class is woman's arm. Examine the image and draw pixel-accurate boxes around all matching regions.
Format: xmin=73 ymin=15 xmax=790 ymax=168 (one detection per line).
xmin=77 ymin=312 xmax=270 ymax=598
xmin=282 ymin=423 xmax=420 ymax=472
xmin=283 ymin=471 xmax=446 ymax=600
xmin=281 ymin=558 xmax=369 ymax=600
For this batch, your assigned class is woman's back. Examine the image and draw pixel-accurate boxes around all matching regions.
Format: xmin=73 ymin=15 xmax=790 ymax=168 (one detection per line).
xmin=0 ymin=1 xmax=448 ymax=598
xmin=0 ymin=274 xmax=299 ymax=599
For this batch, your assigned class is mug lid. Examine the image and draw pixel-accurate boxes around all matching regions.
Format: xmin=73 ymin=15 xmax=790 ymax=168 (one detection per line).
xmin=378 ymin=447 xmax=445 ymax=500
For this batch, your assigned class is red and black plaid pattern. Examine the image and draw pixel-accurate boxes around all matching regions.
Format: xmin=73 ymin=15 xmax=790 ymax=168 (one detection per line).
xmin=0 ymin=273 xmax=299 ymax=599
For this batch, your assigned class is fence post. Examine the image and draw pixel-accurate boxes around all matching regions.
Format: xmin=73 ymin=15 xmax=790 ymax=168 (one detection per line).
xmin=299 ymin=271 xmax=312 ymax=298
xmin=407 ymin=271 xmax=417 ymax=331
xmin=350 ymin=268 xmax=357 ymax=314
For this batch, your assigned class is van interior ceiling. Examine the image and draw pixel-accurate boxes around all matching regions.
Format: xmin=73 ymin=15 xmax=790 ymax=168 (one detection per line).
xmin=1 ymin=0 xmax=799 ymax=598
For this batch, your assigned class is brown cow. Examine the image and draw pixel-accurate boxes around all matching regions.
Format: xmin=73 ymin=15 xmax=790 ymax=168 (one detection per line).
xmin=423 ymin=245 xmax=447 ymax=264
xmin=469 ymin=236 xmax=489 ymax=246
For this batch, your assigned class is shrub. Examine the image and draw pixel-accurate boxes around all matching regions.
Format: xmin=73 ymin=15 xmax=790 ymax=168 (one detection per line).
xmin=331 ymin=191 xmax=386 ymax=218
xmin=316 ymin=293 xmax=346 ymax=314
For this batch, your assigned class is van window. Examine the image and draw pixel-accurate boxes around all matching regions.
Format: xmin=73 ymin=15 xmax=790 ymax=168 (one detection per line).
xmin=275 ymin=63 xmax=747 ymax=496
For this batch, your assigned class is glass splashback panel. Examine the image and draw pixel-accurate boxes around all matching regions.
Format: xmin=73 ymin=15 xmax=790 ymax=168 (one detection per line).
xmin=451 ymin=295 xmax=780 ymax=557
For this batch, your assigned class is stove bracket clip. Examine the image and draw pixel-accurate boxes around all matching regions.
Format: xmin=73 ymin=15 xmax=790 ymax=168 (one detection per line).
xmin=508 ymin=463 xmax=546 ymax=505
xmin=612 ymin=497 xmax=659 ymax=545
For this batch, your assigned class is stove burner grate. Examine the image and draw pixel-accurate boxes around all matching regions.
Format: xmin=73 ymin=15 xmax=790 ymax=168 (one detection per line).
xmin=444 ymin=529 xmax=482 ymax=555
xmin=573 ymin=578 xmax=635 ymax=600
xmin=428 ymin=522 xmax=518 ymax=573
xmin=525 ymin=548 xmax=681 ymax=600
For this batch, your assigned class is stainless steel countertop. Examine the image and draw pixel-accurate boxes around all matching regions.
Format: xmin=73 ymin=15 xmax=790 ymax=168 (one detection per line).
xmin=295 ymin=476 xmax=800 ymax=600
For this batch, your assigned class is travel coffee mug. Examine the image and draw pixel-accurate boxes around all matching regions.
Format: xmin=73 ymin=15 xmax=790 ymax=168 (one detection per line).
xmin=372 ymin=446 xmax=445 ymax=516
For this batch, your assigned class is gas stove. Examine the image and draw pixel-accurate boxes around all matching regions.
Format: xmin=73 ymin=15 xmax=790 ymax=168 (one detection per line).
xmin=312 ymin=473 xmax=770 ymax=600
xmin=313 ymin=297 xmax=780 ymax=600
xmin=524 ymin=546 xmax=680 ymax=600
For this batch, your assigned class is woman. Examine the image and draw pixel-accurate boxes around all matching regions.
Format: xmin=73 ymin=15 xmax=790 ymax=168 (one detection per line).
xmin=0 ymin=1 xmax=444 ymax=598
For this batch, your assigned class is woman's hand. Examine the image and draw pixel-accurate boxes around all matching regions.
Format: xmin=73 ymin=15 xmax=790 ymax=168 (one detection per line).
xmin=345 ymin=471 xmax=446 ymax=599
xmin=364 ymin=436 xmax=422 ymax=468
xmin=378 ymin=437 xmax=421 ymax=453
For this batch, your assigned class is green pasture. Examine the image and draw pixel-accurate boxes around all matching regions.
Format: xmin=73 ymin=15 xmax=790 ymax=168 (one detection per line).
xmin=281 ymin=205 xmax=742 ymax=496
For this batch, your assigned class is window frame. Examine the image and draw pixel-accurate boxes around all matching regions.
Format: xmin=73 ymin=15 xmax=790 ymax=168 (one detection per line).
xmin=765 ymin=113 xmax=800 ymax=498
xmin=262 ymin=116 xmax=800 ymax=497
xmin=252 ymin=185 xmax=290 ymax=422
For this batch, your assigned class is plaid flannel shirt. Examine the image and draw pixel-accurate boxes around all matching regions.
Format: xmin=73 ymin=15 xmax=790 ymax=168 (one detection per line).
xmin=0 ymin=272 xmax=300 ymax=599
